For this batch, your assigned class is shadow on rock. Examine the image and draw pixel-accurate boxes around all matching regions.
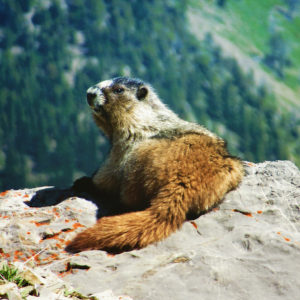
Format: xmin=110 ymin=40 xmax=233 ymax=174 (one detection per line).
xmin=26 ymin=187 xmax=109 ymax=218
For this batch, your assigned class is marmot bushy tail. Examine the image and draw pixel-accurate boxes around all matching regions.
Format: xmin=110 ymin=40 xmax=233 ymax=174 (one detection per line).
xmin=65 ymin=188 xmax=185 ymax=253
xmin=66 ymin=77 xmax=244 ymax=253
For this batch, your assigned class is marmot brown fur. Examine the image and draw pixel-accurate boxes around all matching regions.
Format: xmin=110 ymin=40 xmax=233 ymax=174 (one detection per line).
xmin=65 ymin=77 xmax=244 ymax=253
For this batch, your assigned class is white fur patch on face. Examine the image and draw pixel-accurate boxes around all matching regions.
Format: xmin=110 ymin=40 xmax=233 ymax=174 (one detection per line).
xmin=87 ymin=86 xmax=100 ymax=95
xmin=98 ymin=79 xmax=113 ymax=89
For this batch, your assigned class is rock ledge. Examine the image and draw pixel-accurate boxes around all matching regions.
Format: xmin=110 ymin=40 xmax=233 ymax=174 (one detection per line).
xmin=0 ymin=161 xmax=299 ymax=299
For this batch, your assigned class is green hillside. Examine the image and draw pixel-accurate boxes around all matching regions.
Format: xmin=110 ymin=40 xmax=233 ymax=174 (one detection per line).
xmin=189 ymin=0 xmax=300 ymax=107
xmin=0 ymin=0 xmax=299 ymax=190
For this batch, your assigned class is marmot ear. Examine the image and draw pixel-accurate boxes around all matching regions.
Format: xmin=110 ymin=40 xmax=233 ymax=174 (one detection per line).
xmin=137 ymin=86 xmax=148 ymax=100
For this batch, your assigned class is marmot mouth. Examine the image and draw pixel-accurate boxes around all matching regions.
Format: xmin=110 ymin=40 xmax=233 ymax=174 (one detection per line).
xmin=88 ymin=95 xmax=107 ymax=113
xmin=93 ymin=105 xmax=110 ymax=121
xmin=93 ymin=105 xmax=105 ymax=114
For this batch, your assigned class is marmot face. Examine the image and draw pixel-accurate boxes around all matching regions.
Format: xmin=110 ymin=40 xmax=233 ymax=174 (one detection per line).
xmin=87 ymin=77 xmax=147 ymax=111
xmin=86 ymin=77 xmax=172 ymax=139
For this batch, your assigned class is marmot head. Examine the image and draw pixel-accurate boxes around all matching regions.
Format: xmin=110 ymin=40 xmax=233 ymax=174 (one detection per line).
xmin=87 ymin=77 xmax=148 ymax=113
xmin=86 ymin=77 xmax=176 ymax=140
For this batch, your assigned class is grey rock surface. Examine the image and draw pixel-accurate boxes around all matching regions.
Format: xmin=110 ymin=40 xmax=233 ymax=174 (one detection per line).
xmin=0 ymin=161 xmax=299 ymax=299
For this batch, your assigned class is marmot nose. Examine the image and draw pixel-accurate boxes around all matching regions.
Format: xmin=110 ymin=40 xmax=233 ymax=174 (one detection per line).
xmin=87 ymin=92 xmax=97 ymax=106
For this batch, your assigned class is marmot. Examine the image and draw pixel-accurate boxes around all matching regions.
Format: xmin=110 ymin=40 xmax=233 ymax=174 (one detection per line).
xmin=66 ymin=77 xmax=244 ymax=253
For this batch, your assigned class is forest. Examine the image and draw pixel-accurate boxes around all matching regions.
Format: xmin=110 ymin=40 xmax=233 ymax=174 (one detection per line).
xmin=0 ymin=0 xmax=299 ymax=190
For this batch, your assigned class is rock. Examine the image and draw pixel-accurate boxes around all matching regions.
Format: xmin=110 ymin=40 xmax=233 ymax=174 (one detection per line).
xmin=0 ymin=161 xmax=299 ymax=299
xmin=0 ymin=282 xmax=23 ymax=300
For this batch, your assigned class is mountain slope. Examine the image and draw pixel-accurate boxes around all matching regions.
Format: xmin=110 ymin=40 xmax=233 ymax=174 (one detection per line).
xmin=188 ymin=0 xmax=300 ymax=112
xmin=0 ymin=0 xmax=299 ymax=190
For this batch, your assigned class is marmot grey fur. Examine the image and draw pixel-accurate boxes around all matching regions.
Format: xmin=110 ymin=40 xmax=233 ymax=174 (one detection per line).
xmin=66 ymin=77 xmax=244 ymax=253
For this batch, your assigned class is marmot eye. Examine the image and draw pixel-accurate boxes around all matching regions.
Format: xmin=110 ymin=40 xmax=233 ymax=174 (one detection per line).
xmin=113 ymin=87 xmax=124 ymax=94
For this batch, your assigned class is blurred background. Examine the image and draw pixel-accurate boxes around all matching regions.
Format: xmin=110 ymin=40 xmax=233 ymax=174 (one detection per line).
xmin=0 ymin=0 xmax=299 ymax=190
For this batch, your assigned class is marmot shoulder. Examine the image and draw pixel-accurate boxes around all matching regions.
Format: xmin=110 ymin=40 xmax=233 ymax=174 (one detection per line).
xmin=66 ymin=77 xmax=244 ymax=253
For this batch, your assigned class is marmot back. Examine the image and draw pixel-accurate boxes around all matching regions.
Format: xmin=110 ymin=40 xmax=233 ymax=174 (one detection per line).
xmin=66 ymin=77 xmax=244 ymax=253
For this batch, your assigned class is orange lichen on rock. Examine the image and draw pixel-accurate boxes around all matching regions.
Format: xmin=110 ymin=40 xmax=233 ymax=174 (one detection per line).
xmin=14 ymin=250 xmax=24 ymax=257
xmin=0 ymin=251 xmax=11 ymax=259
xmin=31 ymin=220 xmax=51 ymax=226
xmin=190 ymin=221 xmax=198 ymax=229
xmin=233 ymin=209 xmax=253 ymax=217
xmin=33 ymin=254 xmax=40 ymax=263
xmin=52 ymin=207 xmax=60 ymax=217
xmin=277 ymin=232 xmax=291 ymax=242
xmin=64 ymin=240 xmax=72 ymax=246
xmin=0 ymin=190 xmax=9 ymax=197
xmin=56 ymin=243 xmax=63 ymax=249
xmin=49 ymin=253 xmax=59 ymax=260
xmin=13 ymin=250 xmax=26 ymax=262
xmin=72 ymin=222 xmax=84 ymax=229
xmin=51 ymin=236 xmax=65 ymax=243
